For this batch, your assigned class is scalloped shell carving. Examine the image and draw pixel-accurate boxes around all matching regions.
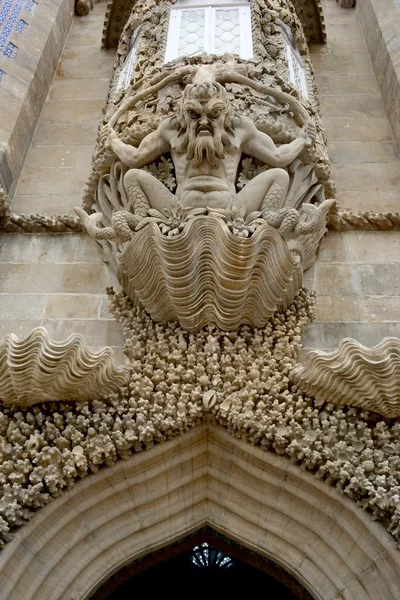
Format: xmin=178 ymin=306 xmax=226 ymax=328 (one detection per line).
xmin=290 ymin=337 xmax=400 ymax=418
xmin=0 ymin=328 xmax=128 ymax=406
xmin=118 ymin=215 xmax=303 ymax=332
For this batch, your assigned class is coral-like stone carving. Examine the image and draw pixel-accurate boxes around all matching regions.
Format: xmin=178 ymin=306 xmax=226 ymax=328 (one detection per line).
xmin=290 ymin=337 xmax=400 ymax=418
xmin=118 ymin=214 xmax=303 ymax=331
xmin=2 ymin=290 xmax=400 ymax=549
xmin=0 ymin=328 xmax=128 ymax=406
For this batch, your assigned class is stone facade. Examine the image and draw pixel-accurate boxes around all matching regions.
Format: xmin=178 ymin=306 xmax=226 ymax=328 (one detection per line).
xmin=1 ymin=0 xmax=400 ymax=597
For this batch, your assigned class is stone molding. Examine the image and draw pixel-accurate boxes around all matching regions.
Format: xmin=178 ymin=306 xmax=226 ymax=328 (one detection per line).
xmin=0 ymin=425 xmax=398 ymax=600
xmin=327 ymin=210 xmax=400 ymax=231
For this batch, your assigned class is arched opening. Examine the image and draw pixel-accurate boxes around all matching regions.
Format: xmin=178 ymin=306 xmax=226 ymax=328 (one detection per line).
xmin=0 ymin=425 xmax=398 ymax=600
xmin=90 ymin=527 xmax=314 ymax=599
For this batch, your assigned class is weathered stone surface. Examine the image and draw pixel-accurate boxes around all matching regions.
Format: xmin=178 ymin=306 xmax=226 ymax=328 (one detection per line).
xmin=345 ymin=231 xmax=400 ymax=263
xmin=317 ymin=232 xmax=347 ymax=262
xmin=0 ymin=0 xmax=76 ymax=200
xmin=58 ymin=46 xmax=115 ymax=78
xmin=315 ymin=295 xmax=360 ymax=322
xmin=359 ymin=297 xmax=400 ymax=322
xmin=0 ymin=263 xmax=109 ymax=293
xmin=316 ymin=73 xmax=380 ymax=94
xmin=314 ymin=263 xmax=361 ymax=296
xmin=23 ymin=145 xmax=94 ymax=169
xmin=357 ymin=264 xmax=400 ymax=296
xmin=332 ymin=164 xmax=400 ymax=192
xmin=320 ymin=96 xmax=388 ymax=119
xmin=32 ymin=122 xmax=99 ymax=147
xmin=11 ymin=194 xmax=83 ymax=214
xmin=42 ymin=318 xmax=125 ymax=347
xmin=49 ymin=77 xmax=110 ymax=99
xmin=16 ymin=167 xmax=90 ymax=196
xmin=43 ymin=294 xmax=103 ymax=319
xmin=310 ymin=52 xmax=373 ymax=74
xmin=302 ymin=322 xmax=400 ymax=350
xmin=0 ymin=234 xmax=79 ymax=263
xmin=357 ymin=0 xmax=400 ymax=150
xmin=329 ymin=142 xmax=399 ymax=164
xmin=75 ymin=236 xmax=104 ymax=263
xmin=40 ymin=99 xmax=106 ymax=122
xmin=335 ymin=191 xmax=400 ymax=212
xmin=0 ymin=295 xmax=46 ymax=320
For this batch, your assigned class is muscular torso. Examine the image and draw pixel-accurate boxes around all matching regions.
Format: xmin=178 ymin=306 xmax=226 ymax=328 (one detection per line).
xmin=165 ymin=122 xmax=245 ymax=209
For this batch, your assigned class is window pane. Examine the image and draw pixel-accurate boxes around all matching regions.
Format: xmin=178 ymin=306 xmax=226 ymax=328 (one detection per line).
xmin=214 ymin=9 xmax=240 ymax=54
xmin=285 ymin=43 xmax=308 ymax=97
xmin=178 ymin=10 xmax=206 ymax=57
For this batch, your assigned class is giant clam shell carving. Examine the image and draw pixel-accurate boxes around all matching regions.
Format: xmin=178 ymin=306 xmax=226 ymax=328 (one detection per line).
xmin=118 ymin=215 xmax=303 ymax=332
xmin=0 ymin=328 xmax=128 ymax=406
xmin=290 ymin=337 xmax=400 ymax=419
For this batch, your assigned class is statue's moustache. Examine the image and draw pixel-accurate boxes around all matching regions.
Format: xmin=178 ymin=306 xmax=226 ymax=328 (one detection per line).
xmin=189 ymin=135 xmax=221 ymax=168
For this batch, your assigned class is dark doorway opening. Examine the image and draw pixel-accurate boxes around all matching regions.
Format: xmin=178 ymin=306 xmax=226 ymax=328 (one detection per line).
xmin=90 ymin=527 xmax=315 ymax=600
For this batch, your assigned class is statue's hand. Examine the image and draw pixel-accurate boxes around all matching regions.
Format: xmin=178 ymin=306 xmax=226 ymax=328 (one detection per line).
xmin=100 ymin=125 xmax=120 ymax=151
xmin=304 ymin=122 xmax=317 ymax=148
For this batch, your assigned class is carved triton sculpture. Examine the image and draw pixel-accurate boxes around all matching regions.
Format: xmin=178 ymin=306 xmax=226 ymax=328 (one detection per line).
xmin=76 ymin=66 xmax=334 ymax=331
xmin=76 ymin=67 xmax=333 ymax=243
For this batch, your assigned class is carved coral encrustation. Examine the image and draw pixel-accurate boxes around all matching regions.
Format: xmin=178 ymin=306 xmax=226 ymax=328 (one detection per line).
xmin=290 ymin=337 xmax=400 ymax=419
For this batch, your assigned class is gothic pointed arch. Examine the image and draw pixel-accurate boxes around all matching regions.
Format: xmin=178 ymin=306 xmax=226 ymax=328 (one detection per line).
xmin=0 ymin=425 xmax=398 ymax=600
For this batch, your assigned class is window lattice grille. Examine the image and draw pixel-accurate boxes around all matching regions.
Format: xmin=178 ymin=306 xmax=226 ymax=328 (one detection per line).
xmin=164 ymin=1 xmax=252 ymax=63
xmin=190 ymin=543 xmax=234 ymax=569
xmin=178 ymin=10 xmax=206 ymax=56
xmin=214 ymin=9 xmax=240 ymax=54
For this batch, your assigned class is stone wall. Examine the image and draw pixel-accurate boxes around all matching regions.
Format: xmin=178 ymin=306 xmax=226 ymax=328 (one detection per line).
xmin=0 ymin=233 xmax=124 ymax=355
xmin=0 ymin=0 xmax=75 ymax=199
xmin=357 ymin=0 xmax=400 ymax=151
xmin=303 ymin=0 xmax=400 ymax=351
xmin=0 ymin=3 xmax=121 ymax=355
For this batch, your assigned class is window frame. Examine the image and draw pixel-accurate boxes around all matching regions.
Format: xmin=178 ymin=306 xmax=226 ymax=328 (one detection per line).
xmin=279 ymin=21 xmax=309 ymax=99
xmin=116 ymin=25 xmax=143 ymax=93
xmin=164 ymin=1 xmax=253 ymax=63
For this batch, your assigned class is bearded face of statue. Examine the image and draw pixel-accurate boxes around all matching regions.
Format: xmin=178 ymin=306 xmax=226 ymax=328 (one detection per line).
xmin=181 ymin=97 xmax=232 ymax=168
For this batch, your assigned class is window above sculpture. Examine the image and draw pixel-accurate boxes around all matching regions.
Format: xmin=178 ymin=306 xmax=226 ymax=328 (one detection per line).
xmin=279 ymin=20 xmax=308 ymax=98
xmin=116 ymin=25 xmax=143 ymax=92
xmin=164 ymin=0 xmax=253 ymax=63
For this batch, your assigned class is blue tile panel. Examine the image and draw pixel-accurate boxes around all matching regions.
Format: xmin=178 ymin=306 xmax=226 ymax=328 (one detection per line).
xmin=0 ymin=0 xmax=36 ymax=59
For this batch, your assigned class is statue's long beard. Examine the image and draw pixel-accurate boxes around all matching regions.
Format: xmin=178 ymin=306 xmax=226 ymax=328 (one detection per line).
xmin=180 ymin=129 xmax=232 ymax=168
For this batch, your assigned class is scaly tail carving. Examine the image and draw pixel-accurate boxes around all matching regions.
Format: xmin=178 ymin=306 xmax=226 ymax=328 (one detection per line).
xmin=125 ymin=178 xmax=151 ymax=219
xmin=74 ymin=207 xmax=140 ymax=242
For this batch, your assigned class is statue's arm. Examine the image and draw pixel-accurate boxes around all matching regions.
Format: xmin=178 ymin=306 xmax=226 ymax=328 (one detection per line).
xmin=241 ymin=119 xmax=315 ymax=167
xmin=107 ymin=123 xmax=171 ymax=168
